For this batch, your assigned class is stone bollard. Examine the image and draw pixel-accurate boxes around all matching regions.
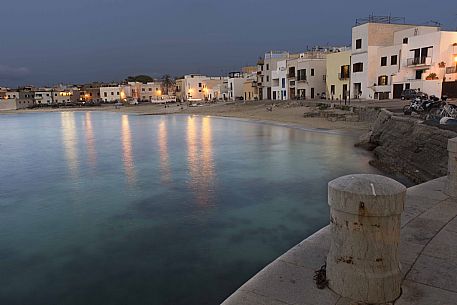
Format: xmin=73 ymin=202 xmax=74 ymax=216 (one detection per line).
xmin=326 ymin=174 xmax=406 ymax=304
xmin=445 ymin=137 xmax=457 ymax=197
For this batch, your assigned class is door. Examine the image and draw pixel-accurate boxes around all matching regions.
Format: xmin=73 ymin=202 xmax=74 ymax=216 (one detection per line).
xmin=342 ymin=84 xmax=348 ymax=100
xmin=311 ymin=88 xmax=315 ymax=99
xmin=267 ymin=87 xmax=272 ymax=100
xmin=393 ymin=84 xmax=403 ymax=99
xmin=442 ymin=81 xmax=457 ymax=98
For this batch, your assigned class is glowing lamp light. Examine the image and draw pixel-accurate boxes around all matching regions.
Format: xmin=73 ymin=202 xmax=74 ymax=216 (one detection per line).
xmin=454 ymin=55 xmax=457 ymax=63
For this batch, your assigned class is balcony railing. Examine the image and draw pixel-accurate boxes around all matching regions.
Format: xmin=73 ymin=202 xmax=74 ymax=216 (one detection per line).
xmin=407 ymin=57 xmax=432 ymax=67
xmin=287 ymin=73 xmax=296 ymax=78
xmin=297 ymin=76 xmax=307 ymax=82
xmin=338 ymin=73 xmax=350 ymax=80
xmin=446 ymin=66 xmax=457 ymax=74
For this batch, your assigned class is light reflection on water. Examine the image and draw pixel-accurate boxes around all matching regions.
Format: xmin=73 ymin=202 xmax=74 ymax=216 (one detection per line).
xmin=158 ymin=120 xmax=172 ymax=185
xmin=187 ymin=116 xmax=216 ymax=207
xmin=84 ymin=112 xmax=97 ymax=169
xmin=121 ymin=114 xmax=136 ymax=186
xmin=0 ymin=112 xmax=380 ymax=305
xmin=61 ymin=112 xmax=79 ymax=178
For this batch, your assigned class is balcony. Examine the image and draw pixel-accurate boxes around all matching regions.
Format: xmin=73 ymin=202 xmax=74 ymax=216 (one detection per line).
xmin=407 ymin=57 xmax=432 ymax=67
xmin=297 ymin=76 xmax=307 ymax=82
xmin=287 ymin=73 xmax=296 ymax=79
xmin=446 ymin=66 xmax=457 ymax=74
xmin=338 ymin=73 xmax=350 ymax=80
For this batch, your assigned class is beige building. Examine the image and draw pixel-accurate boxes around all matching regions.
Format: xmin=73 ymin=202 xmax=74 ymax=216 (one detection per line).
xmin=242 ymin=77 xmax=259 ymax=101
xmin=287 ymin=52 xmax=327 ymax=100
xmin=129 ymin=82 xmax=163 ymax=101
xmin=326 ymin=50 xmax=351 ymax=101
xmin=52 ymin=87 xmax=80 ymax=104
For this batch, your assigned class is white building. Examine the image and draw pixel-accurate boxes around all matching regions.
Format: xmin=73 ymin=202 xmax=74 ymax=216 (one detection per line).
xmin=257 ymin=51 xmax=290 ymax=100
xmin=176 ymin=75 xmax=227 ymax=102
xmin=99 ymin=85 xmax=132 ymax=103
xmin=349 ymin=20 xmax=456 ymax=99
xmin=34 ymin=89 xmax=53 ymax=105
xmin=1 ymin=91 xmax=19 ymax=99
xmin=391 ymin=29 xmax=457 ymax=98
xmin=228 ymin=72 xmax=251 ymax=101
xmin=271 ymin=59 xmax=288 ymax=100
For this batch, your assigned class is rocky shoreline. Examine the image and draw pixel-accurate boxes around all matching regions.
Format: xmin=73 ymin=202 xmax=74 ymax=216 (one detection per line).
xmin=357 ymin=109 xmax=457 ymax=184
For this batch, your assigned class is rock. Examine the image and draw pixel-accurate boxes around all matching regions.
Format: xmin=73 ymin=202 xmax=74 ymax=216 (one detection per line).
xmin=359 ymin=110 xmax=457 ymax=184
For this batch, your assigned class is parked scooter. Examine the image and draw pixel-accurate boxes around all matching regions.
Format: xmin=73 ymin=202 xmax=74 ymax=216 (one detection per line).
xmin=403 ymin=96 xmax=443 ymax=117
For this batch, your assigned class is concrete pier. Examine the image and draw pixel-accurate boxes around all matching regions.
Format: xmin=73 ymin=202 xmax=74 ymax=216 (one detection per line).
xmin=446 ymin=137 xmax=457 ymax=197
xmin=222 ymin=138 xmax=457 ymax=305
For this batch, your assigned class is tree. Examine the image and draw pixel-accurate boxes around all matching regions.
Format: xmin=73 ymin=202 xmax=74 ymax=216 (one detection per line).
xmin=126 ymin=75 xmax=154 ymax=84
xmin=161 ymin=74 xmax=175 ymax=95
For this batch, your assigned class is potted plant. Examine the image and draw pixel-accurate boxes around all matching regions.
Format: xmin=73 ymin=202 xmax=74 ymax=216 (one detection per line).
xmin=426 ymin=73 xmax=438 ymax=80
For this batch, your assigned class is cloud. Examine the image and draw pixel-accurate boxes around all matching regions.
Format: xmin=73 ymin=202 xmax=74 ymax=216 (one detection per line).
xmin=0 ymin=65 xmax=31 ymax=81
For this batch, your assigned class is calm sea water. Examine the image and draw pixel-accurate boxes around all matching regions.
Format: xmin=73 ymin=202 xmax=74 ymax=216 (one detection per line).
xmin=0 ymin=112 xmax=379 ymax=305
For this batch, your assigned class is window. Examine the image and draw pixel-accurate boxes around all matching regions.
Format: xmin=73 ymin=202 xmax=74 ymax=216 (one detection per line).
xmin=356 ymin=39 xmax=362 ymax=49
xmin=266 ymin=64 xmax=269 ymax=70
xmin=331 ymin=85 xmax=335 ymax=95
xmin=323 ymin=75 xmax=326 ymax=81
xmin=198 ymin=83 xmax=202 ymax=88
xmin=416 ymin=70 xmax=424 ymax=80
xmin=378 ymin=75 xmax=388 ymax=86
xmin=297 ymin=69 xmax=307 ymax=81
xmin=381 ymin=57 xmax=387 ymax=66
xmin=288 ymin=67 xmax=295 ymax=77
xmin=281 ymin=78 xmax=286 ymax=89
xmin=311 ymin=69 xmax=315 ymax=76
xmin=403 ymin=38 xmax=408 ymax=44
xmin=353 ymin=62 xmax=363 ymax=72
xmin=266 ymin=76 xmax=269 ymax=82
xmin=104 ymin=92 xmax=107 ymax=97
xmin=340 ymin=65 xmax=350 ymax=79
xmin=391 ymin=55 xmax=398 ymax=65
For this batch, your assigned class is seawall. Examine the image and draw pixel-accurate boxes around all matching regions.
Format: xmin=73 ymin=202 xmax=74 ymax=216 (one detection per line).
xmin=357 ymin=109 xmax=457 ymax=184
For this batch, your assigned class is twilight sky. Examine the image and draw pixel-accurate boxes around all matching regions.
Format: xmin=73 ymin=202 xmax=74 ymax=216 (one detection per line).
xmin=0 ymin=0 xmax=456 ymax=87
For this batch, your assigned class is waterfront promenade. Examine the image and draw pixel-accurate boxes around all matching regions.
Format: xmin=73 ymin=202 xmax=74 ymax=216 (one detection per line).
xmin=222 ymin=175 xmax=457 ymax=305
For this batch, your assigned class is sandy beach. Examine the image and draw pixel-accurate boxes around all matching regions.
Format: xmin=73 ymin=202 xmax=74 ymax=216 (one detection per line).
xmin=1 ymin=100 xmax=380 ymax=135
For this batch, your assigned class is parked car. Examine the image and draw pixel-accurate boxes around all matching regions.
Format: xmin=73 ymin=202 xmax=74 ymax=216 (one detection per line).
xmin=401 ymin=89 xmax=428 ymax=100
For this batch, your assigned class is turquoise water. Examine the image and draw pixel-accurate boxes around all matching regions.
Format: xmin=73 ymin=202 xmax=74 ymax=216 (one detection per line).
xmin=0 ymin=112 xmax=379 ymax=305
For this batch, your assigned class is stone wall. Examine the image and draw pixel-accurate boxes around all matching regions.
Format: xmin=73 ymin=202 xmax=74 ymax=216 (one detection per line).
xmin=358 ymin=109 xmax=457 ymax=184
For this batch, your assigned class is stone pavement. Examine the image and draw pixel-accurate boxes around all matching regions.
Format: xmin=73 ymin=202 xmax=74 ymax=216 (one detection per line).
xmin=222 ymin=176 xmax=457 ymax=305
